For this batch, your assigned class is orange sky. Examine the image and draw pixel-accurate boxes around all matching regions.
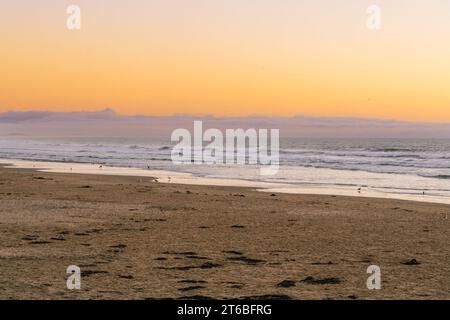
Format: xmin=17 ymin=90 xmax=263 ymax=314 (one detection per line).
xmin=1 ymin=0 xmax=450 ymax=121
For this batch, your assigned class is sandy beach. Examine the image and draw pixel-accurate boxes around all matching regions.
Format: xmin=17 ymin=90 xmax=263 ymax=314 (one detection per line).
xmin=1 ymin=164 xmax=449 ymax=300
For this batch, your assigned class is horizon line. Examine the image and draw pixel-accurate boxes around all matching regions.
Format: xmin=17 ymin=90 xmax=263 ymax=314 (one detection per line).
xmin=2 ymin=108 xmax=450 ymax=125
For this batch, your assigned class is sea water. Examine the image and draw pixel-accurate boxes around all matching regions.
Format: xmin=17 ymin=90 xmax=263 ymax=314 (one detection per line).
xmin=1 ymin=137 xmax=450 ymax=204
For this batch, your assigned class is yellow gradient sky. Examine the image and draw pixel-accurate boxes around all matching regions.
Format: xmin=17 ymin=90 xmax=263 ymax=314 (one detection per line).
xmin=1 ymin=0 xmax=450 ymax=121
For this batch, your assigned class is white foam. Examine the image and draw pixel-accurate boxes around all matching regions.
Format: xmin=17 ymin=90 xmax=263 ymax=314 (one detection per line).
xmin=1 ymin=158 xmax=450 ymax=205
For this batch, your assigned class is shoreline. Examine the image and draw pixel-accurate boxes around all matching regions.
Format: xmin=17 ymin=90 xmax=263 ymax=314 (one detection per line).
xmin=1 ymin=158 xmax=450 ymax=205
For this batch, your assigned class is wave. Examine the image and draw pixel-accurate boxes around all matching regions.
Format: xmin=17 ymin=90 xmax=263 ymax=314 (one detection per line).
xmin=424 ymin=175 xmax=450 ymax=180
xmin=369 ymin=147 xmax=416 ymax=152
xmin=2 ymin=138 xmax=450 ymax=184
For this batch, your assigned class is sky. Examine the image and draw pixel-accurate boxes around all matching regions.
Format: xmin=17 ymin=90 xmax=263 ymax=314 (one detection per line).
xmin=1 ymin=0 xmax=450 ymax=121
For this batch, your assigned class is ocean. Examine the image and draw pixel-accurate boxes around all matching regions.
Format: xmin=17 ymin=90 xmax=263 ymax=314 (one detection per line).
xmin=1 ymin=137 xmax=450 ymax=203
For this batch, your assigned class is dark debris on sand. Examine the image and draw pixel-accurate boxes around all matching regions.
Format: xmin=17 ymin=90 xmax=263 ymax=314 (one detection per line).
xmin=301 ymin=276 xmax=342 ymax=285
xmin=177 ymin=286 xmax=206 ymax=292
xmin=159 ymin=262 xmax=222 ymax=271
xmin=311 ymin=261 xmax=335 ymax=265
xmin=81 ymin=270 xmax=109 ymax=277
xmin=110 ymin=244 xmax=127 ymax=249
xmin=276 ymin=280 xmax=296 ymax=288
xmin=401 ymin=259 xmax=421 ymax=265
xmin=50 ymin=234 xmax=66 ymax=241
xmin=30 ymin=240 xmax=51 ymax=245
xmin=223 ymin=250 xmax=243 ymax=255
xmin=227 ymin=256 xmax=265 ymax=265
xmin=178 ymin=280 xmax=207 ymax=284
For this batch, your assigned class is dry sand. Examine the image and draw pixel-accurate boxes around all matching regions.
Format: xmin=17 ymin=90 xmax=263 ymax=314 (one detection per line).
xmin=0 ymin=165 xmax=449 ymax=300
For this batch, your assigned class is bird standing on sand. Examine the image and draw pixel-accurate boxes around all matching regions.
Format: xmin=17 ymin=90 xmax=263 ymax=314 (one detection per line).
xmin=357 ymin=187 xmax=362 ymax=194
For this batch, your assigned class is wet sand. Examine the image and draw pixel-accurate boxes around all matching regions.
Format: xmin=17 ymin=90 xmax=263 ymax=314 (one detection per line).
xmin=0 ymin=165 xmax=449 ymax=300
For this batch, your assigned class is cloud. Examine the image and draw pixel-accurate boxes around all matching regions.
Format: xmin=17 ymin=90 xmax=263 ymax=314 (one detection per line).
xmin=1 ymin=109 xmax=450 ymax=138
